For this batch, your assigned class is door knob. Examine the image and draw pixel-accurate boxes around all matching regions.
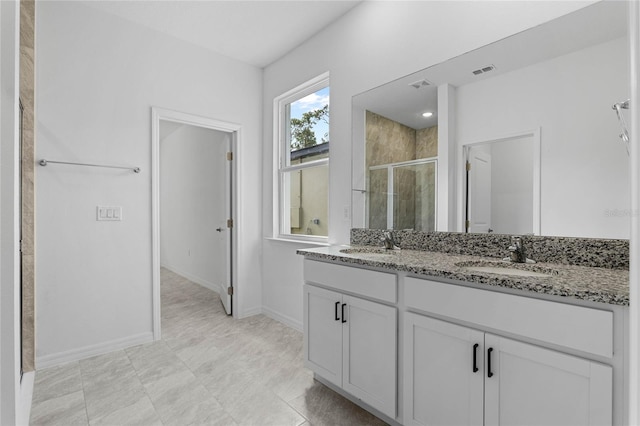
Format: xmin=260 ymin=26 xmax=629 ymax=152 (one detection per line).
xmin=216 ymin=228 xmax=223 ymax=232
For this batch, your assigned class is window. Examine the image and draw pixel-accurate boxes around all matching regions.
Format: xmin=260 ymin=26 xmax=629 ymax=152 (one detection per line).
xmin=274 ymin=73 xmax=330 ymax=241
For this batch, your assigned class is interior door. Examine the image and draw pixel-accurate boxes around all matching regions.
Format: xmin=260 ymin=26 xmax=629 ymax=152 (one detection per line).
xmin=468 ymin=149 xmax=492 ymax=233
xmin=213 ymin=134 xmax=233 ymax=315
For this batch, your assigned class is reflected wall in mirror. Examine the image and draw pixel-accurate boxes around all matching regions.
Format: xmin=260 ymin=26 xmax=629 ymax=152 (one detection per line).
xmin=465 ymin=131 xmax=539 ymax=235
xmin=352 ymin=0 xmax=630 ymax=239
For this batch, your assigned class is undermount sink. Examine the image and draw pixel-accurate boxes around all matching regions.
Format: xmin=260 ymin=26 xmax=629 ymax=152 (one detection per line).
xmin=339 ymin=247 xmax=399 ymax=256
xmin=456 ymin=261 xmax=558 ymax=278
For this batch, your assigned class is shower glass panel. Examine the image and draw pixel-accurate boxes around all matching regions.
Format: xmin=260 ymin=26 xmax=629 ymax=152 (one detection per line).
xmin=393 ymin=162 xmax=436 ymax=231
xmin=368 ymin=168 xmax=388 ymax=229
xmin=367 ymin=160 xmax=436 ymax=231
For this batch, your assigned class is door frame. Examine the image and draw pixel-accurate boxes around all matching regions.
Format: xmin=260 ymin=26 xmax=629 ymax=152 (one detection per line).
xmin=456 ymin=128 xmax=541 ymax=234
xmin=466 ymin=148 xmax=492 ymax=233
xmin=151 ymin=107 xmax=241 ymax=340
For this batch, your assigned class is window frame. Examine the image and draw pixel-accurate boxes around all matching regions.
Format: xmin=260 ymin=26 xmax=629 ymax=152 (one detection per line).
xmin=273 ymin=72 xmax=330 ymax=242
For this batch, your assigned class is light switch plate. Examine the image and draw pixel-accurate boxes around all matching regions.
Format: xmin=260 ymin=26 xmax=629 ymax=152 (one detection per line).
xmin=97 ymin=206 xmax=122 ymax=221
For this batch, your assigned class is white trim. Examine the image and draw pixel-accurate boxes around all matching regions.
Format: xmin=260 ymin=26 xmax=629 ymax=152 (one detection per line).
xmin=151 ymin=107 xmax=242 ymax=340
xmin=236 ymin=306 xmax=262 ymax=319
xmin=16 ymin=372 xmax=34 ymax=426
xmin=456 ymin=128 xmax=541 ymax=235
xmin=273 ymin=72 xmax=330 ymax=242
xmin=628 ymin=1 xmax=639 ymax=424
xmin=1 ymin=2 xmax=21 ymax=424
xmin=261 ymin=306 xmax=303 ymax=332
xmin=263 ymin=236 xmax=330 ymax=247
xmin=280 ymin=157 xmax=328 ymax=173
xmin=368 ymin=156 xmax=438 ymax=171
xmin=36 ymin=332 xmax=154 ymax=370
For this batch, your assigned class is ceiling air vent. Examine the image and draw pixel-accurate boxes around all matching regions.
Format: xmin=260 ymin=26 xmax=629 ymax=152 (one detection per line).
xmin=409 ymin=79 xmax=432 ymax=89
xmin=472 ymin=64 xmax=496 ymax=76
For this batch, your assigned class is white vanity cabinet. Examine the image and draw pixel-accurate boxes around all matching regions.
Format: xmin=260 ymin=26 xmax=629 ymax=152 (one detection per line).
xmin=483 ymin=333 xmax=612 ymax=426
xmin=303 ymin=260 xmax=397 ymax=418
xmin=301 ymin=256 xmax=622 ymax=426
xmin=403 ymin=313 xmax=484 ymax=426
xmin=404 ymin=313 xmax=613 ymax=426
xmin=403 ymin=277 xmax=614 ymax=426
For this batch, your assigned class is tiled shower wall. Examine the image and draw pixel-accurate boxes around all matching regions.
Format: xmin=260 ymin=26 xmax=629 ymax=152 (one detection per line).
xmin=365 ymin=111 xmax=437 ymax=230
xmin=20 ymin=0 xmax=35 ymax=373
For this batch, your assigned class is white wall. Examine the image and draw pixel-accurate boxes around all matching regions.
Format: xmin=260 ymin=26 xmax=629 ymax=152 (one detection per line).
xmin=261 ymin=1 xmax=595 ymax=329
xmin=35 ymin=2 xmax=262 ymax=367
xmin=160 ymin=123 xmax=229 ymax=293
xmin=457 ymin=37 xmax=629 ymax=238
xmin=488 ymin=137 xmax=534 ymax=235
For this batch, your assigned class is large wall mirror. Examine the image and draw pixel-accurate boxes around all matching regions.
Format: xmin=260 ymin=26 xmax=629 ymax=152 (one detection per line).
xmin=352 ymin=0 xmax=630 ymax=239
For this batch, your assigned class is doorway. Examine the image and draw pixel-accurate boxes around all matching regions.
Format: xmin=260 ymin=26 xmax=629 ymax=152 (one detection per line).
xmin=151 ymin=108 xmax=240 ymax=340
xmin=462 ymin=129 xmax=541 ymax=235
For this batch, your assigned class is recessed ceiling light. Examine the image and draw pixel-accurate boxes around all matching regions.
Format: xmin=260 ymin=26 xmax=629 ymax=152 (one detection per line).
xmin=422 ymin=112 xmax=433 ymax=118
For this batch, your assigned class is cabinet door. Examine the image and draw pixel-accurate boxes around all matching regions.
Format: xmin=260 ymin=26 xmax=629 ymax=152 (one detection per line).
xmin=303 ymin=284 xmax=343 ymax=387
xmin=342 ymin=294 xmax=397 ymax=419
xmin=484 ymin=334 xmax=613 ymax=426
xmin=403 ymin=313 xmax=484 ymax=426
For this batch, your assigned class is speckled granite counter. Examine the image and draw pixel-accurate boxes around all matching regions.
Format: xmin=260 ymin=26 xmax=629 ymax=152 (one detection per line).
xmin=297 ymin=245 xmax=629 ymax=306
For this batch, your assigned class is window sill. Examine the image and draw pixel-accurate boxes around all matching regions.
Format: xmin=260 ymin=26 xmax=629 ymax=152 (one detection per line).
xmin=264 ymin=236 xmax=330 ymax=247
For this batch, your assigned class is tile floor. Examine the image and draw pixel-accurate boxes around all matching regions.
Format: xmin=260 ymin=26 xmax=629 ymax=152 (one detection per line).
xmin=29 ymin=268 xmax=388 ymax=426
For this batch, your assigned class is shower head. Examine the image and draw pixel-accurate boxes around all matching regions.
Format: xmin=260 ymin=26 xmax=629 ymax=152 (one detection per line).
xmin=612 ymin=100 xmax=630 ymax=110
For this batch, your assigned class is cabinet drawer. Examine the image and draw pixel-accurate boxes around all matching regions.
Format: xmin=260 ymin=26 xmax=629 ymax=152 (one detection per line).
xmin=304 ymin=259 xmax=397 ymax=303
xmin=405 ymin=277 xmax=613 ymax=358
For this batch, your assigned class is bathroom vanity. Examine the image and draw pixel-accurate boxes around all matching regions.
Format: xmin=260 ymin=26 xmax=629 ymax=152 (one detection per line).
xmin=298 ymin=232 xmax=629 ymax=426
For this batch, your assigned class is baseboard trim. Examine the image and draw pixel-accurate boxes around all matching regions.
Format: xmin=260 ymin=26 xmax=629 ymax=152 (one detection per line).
xmin=262 ymin=306 xmax=303 ymax=332
xmin=161 ymin=263 xmax=220 ymax=294
xmin=236 ymin=306 xmax=262 ymax=319
xmin=17 ymin=371 xmax=34 ymax=426
xmin=36 ymin=332 xmax=154 ymax=369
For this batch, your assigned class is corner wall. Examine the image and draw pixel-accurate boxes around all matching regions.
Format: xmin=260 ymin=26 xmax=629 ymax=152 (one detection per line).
xmin=35 ymin=2 xmax=262 ymax=367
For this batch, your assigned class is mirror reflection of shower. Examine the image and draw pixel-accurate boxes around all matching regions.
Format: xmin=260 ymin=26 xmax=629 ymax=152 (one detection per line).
xmin=612 ymin=99 xmax=630 ymax=155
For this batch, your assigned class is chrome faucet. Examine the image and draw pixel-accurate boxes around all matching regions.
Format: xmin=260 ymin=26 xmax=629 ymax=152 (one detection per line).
xmin=504 ymin=236 xmax=535 ymax=263
xmin=382 ymin=231 xmax=400 ymax=250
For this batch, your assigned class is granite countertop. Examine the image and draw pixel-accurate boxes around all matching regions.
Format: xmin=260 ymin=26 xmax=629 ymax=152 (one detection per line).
xmin=298 ymin=245 xmax=629 ymax=306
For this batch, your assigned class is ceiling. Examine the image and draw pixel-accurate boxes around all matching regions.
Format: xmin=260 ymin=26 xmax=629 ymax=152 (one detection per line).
xmin=84 ymin=0 xmax=362 ymax=68
xmin=353 ymin=0 xmax=627 ymax=130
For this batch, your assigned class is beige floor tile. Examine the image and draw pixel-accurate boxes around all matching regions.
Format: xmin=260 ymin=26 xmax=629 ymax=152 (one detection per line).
xmin=89 ymin=394 xmax=161 ymax=426
xmin=145 ymin=370 xmax=225 ymax=425
xmin=30 ymin=268 xmax=388 ymax=426
xmin=29 ymin=390 xmax=88 ymax=426
xmin=218 ymin=380 xmax=306 ymax=426
xmin=32 ymin=361 xmax=82 ymax=405
xmin=82 ymin=373 xmax=147 ymax=421
xmin=80 ymin=350 xmax=136 ymax=389
xmin=195 ymin=409 xmax=239 ymax=426
xmin=288 ymin=380 xmax=388 ymax=426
